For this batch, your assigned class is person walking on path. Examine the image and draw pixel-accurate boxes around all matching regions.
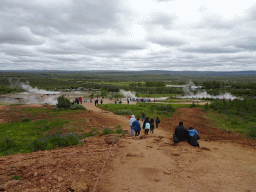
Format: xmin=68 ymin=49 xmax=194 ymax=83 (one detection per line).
xmin=150 ymin=117 xmax=155 ymax=134
xmin=129 ymin=115 xmax=136 ymax=136
xmin=132 ymin=118 xmax=141 ymax=136
xmin=142 ymin=111 xmax=146 ymax=122
xmin=173 ymin=122 xmax=188 ymax=143
xmin=143 ymin=117 xmax=151 ymax=135
xmin=156 ymin=117 xmax=160 ymax=128
xmin=187 ymin=127 xmax=200 ymax=147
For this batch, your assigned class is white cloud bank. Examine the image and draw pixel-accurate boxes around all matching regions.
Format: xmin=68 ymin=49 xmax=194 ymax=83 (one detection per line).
xmin=0 ymin=0 xmax=256 ymax=71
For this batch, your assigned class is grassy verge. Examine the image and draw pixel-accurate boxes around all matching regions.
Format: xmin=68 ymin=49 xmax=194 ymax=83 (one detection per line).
xmin=206 ymin=109 xmax=256 ymax=139
xmin=98 ymin=103 xmax=177 ymax=119
xmin=0 ymin=109 xmax=124 ymax=156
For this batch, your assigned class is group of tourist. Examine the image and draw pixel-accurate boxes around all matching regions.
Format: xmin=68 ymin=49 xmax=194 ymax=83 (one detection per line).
xmin=128 ymin=112 xmax=161 ymax=136
xmin=129 ymin=112 xmax=200 ymax=147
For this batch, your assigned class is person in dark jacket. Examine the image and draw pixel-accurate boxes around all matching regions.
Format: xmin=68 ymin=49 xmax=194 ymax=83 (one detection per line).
xmin=143 ymin=117 xmax=151 ymax=135
xmin=173 ymin=122 xmax=188 ymax=143
xmin=187 ymin=127 xmax=200 ymax=147
xmin=156 ymin=117 xmax=160 ymax=128
xmin=150 ymin=117 xmax=155 ymax=134
xmin=132 ymin=118 xmax=141 ymax=136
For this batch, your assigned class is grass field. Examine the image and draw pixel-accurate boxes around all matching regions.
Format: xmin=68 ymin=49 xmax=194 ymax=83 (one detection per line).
xmin=0 ymin=107 xmax=123 ymax=157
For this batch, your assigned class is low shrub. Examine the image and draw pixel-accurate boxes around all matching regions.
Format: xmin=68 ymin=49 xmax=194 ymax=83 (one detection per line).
xmin=103 ymin=128 xmax=114 ymax=135
xmin=70 ymin=104 xmax=86 ymax=110
xmin=115 ymin=110 xmax=132 ymax=115
xmin=116 ymin=127 xmax=123 ymax=134
xmin=56 ymin=95 xmax=71 ymax=109
xmin=248 ymin=127 xmax=256 ymax=140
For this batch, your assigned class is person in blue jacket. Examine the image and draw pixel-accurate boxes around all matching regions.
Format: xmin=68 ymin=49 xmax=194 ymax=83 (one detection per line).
xmin=187 ymin=127 xmax=200 ymax=147
xmin=132 ymin=118 xmax=141 ymax=136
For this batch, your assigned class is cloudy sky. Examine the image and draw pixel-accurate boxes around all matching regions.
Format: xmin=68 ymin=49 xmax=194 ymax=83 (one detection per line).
xmin=1 ymin=0 xmax=256 ymax=71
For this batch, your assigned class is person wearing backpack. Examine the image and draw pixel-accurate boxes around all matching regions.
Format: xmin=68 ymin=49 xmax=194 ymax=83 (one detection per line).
xmin=156 ymin=117 xmax=160 ymax=128
xmin=132 ymin=118 xmax=141 ymax=136
xmin=143 ymin=117 xmax=151 ymax=135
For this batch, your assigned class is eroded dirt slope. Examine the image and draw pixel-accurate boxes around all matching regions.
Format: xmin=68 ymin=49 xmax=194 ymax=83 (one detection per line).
xmin=0 ymin=104 xmax=256 ymax=192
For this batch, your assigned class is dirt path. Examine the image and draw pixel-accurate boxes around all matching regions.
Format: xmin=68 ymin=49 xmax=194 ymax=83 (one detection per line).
xmin=86 ymin=105 xmax=256 ymax=192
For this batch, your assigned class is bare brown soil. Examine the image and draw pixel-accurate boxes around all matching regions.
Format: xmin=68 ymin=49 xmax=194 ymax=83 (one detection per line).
xmin=0 ymin=103 xmax=256 ymax=192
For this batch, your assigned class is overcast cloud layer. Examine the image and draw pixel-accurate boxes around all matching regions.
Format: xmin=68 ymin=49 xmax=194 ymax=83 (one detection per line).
xmin=1 ymin=0 xmax=256 ymax=71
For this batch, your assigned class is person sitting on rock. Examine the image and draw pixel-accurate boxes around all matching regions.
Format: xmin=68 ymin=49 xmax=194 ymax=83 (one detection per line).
xmin=132 ymin=118 xmax=141 ymax=136
xmin=187 ymin=127 xmax=200 ymax=147
xmin=173 ymin=122 xmax=188 ymax=143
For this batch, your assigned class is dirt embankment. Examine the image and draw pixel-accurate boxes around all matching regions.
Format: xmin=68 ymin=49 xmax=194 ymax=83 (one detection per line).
xmin=1 ymin=104 xmax=256 ymax=192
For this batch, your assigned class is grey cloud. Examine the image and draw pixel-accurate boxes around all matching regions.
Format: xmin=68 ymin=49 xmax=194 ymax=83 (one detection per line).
xmin=0 ymin=27 xmax=45 ymax=45
xmin=147 ymin=13 xmax=175 ymax=30
xmin=180 ymin=45 xmax=241 ymax=54
xmin=149 ymin=36 xmax=186 ymax=47
xmin=233 ymin=36 xmax=256 ymax=51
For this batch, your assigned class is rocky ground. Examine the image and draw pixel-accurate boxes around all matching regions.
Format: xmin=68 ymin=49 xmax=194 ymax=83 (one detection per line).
xmin=0 ymin=102 xmax=256 ymax=192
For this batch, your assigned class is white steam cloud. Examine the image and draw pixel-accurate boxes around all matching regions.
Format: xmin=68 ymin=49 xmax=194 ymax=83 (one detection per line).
xmin=1 ymin=80 xmax=60 ymax=105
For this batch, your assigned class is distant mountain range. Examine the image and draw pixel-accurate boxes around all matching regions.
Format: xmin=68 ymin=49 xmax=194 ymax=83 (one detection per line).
xmin=1 ymin=70 xmax=256 ymax=76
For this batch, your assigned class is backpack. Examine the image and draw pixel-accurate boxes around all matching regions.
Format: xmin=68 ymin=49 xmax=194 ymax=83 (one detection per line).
xmin=156 ymin=119 xmax=160 ymax=124
xmin=145 ymin=123 xmax=150 ymax=129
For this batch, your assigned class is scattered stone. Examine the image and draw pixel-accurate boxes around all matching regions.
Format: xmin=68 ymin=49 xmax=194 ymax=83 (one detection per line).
xmin=34 ymin=172 xmax=38 ymax=176
xmin=25 ymin=189 xmax=41 ymax=192
xmin=40 ymin=179 xmax=44 ymax=183
xmin=164 ymin=170 xmax=172 ymax=175
xmin=118 ymin=144 xmax=125 ymax=148
xmin=126 ymin=152 xmax=136 ymax=157
xmin=147 ymin=145 xmax=153 ymax=148
xmin=122 ymin=187 xmax=130 ymax=190
xmin=154 ymin=138 xmax=161 ymax=142
xmin=154 ymin=178 xmax=160 ymax=182
xmin=201 ymin=147 xmax=210 ymax=151
xmin=2 ymin=180 xmax=21 ymax=189
xmin=57 ymin=177 xmax=63 ymax=182
xmin=105 ymin=137 xmax=119 ymax=144
xmin=70 ymin=181 xmax=89 ymax=192
xmin=79 ymin=169 xmax=86 ymax=172
xmin=172 ymin=153 xmax=180 ymax=156
xmin=140 ymin=135 xmax=146 ymax=139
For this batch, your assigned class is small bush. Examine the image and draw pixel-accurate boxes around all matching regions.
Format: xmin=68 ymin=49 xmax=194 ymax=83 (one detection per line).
xmin=248 ymin=128 xmax=256 ymax=139
xmin=56 ymin=95 xmax=71 ymax=109
xmin=21 ymin=117 xmax=30 ymax=122
xmin=70 ymin=104 xmax=86 ymax=110
xmin=116 ymin=127 xmax=123 ymax=134
xmin=115 ymin=110 xmax=132 ymax=115
xmin=203 ymin=103 xmax=210 ymax=111
xmin=103 ymin=128 xmax=114 ymax=135
xmin=0 ymin=138 xmax=17 ymax=152
xmin=11 ymin=174 xmax=22 ymax=180
xmin=189 ymin=102 xmax=197 ymax=108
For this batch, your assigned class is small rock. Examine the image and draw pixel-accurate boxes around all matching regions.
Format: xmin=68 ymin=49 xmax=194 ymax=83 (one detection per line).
xmin=164 ymin=170 xmax=172 ymax=175
xmin=25 ymin=189 xmax=41 ymax=192
xmin=154 ymin=178 xmax=160 ymax=182
xmin=172 ymin=153 xmax=180 ymax=156
xmin=140 ymin=135 xmax=146 ymax=139
xmin=58 ymin=177 xmax=63 ymax=182
xmin=1 ymin=180 xmax=21 ymax=189
xmin=126 ymin=152 xmax=135 ymax=157
xmin=79 ymin=169 xmax=86 ymax=172
xmin=34 ymin=172 xmax=38 ymax=176
xmin=122 ymin=187 xmax=129 ymax=190
xmin=147 ymin=145 xmax=153 ymax=148
xmin=154 ymin=138 xmax=161 ymax=142
xmin=40 ymin=179 xmax=44 ymax=183
xmin=70 ymin=181 xmax=89 ymax=192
